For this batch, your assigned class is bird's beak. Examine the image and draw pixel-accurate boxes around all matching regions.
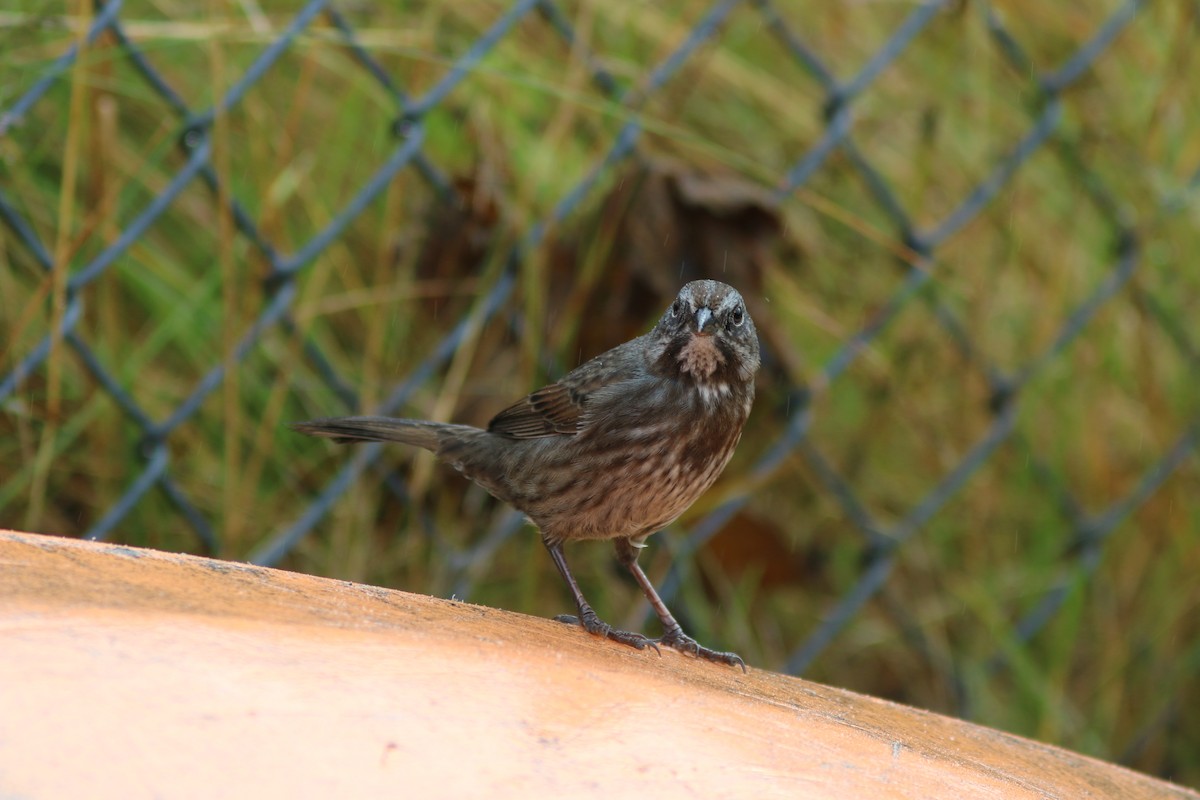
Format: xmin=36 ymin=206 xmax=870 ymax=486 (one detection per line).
xmin=694 ymin=306 xmax=716 ymax=336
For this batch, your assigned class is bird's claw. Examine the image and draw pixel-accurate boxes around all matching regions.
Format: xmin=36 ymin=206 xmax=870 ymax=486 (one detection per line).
xmin=554 ymin=612 xmax=661 ymax=655
xmin=656 ymin=628 xmax=746 ymax=672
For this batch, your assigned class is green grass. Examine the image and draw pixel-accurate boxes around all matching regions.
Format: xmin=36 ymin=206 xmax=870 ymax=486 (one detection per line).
xmin=1 ymin=1 xmax=1198 ymax=788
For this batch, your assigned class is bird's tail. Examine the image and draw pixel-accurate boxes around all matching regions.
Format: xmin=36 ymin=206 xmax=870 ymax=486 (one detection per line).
xmin=289 ymin=416 xmax=473 ymax=453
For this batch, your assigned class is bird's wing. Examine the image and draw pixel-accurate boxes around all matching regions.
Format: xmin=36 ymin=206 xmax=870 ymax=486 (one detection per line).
xmin=487 ymin=383 xmax=585 ymax=437
xmin=487 ymin=340 xmax=642 ymax=439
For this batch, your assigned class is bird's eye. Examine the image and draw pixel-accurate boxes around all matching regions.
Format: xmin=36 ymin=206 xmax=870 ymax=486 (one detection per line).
xmin=670 ymin=300 xmax=682 ymax=318
xmin=728 ymin=306 xmax=745 ymax=328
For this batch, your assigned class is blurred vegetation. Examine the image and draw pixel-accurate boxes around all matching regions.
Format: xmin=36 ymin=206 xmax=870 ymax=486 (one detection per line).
xmin=1 ymin=0 xmax=1198 ymax=788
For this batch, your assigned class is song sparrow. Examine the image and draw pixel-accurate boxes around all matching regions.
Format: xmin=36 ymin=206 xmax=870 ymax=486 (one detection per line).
xmin=292 ymin=279 xmax=760 ymax=669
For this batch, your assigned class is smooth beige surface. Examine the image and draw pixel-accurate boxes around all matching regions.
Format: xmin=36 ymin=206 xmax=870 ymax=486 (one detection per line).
xmin=0 ymin=529 xmax=1194 ymax=799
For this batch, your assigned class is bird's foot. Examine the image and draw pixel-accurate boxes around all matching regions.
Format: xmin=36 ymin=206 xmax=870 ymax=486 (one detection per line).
xmin=554 ymin=611 xmax=661 ymax=655
xmin=657 ymin=627 xmax=746 ymax=672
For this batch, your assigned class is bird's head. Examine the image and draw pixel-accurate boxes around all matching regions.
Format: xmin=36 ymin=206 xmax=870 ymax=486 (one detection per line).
xmin=648 ymin=279 xmax=760 ymax=387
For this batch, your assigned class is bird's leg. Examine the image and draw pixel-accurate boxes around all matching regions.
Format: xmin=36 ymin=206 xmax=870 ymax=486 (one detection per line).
xmin=613 ymin=537 xmax=746 ymax=672
xmin=543 ymin=539 xmax=660 ymax=654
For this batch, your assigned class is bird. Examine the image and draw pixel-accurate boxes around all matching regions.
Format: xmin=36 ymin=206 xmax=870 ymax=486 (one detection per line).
xmin=291 ymin=279 xmax=760 ymax=669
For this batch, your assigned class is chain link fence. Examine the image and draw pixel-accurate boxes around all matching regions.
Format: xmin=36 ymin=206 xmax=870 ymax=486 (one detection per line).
xmin=2 ymin=0 xmax=1198 ymax=786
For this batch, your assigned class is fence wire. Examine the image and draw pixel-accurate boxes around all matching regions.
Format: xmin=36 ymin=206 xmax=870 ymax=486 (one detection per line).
xmin=2 ymin=0 xmax=1198 ymax=784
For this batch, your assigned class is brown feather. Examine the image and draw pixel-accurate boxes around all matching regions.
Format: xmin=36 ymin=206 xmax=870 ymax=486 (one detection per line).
xmin=487 ymin=383 xmax=584 ymax=438
xmin=486 ymin=342 xmax=646 ymax=439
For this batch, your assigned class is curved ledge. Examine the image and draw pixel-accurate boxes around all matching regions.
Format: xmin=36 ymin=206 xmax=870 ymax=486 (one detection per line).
xmin=0 ymin=530 xmax=1193 ymax=799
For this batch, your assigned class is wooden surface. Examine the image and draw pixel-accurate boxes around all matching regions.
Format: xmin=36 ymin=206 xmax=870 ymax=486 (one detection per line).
xmin=0 ymin=529 xmax=1194 ymax=799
